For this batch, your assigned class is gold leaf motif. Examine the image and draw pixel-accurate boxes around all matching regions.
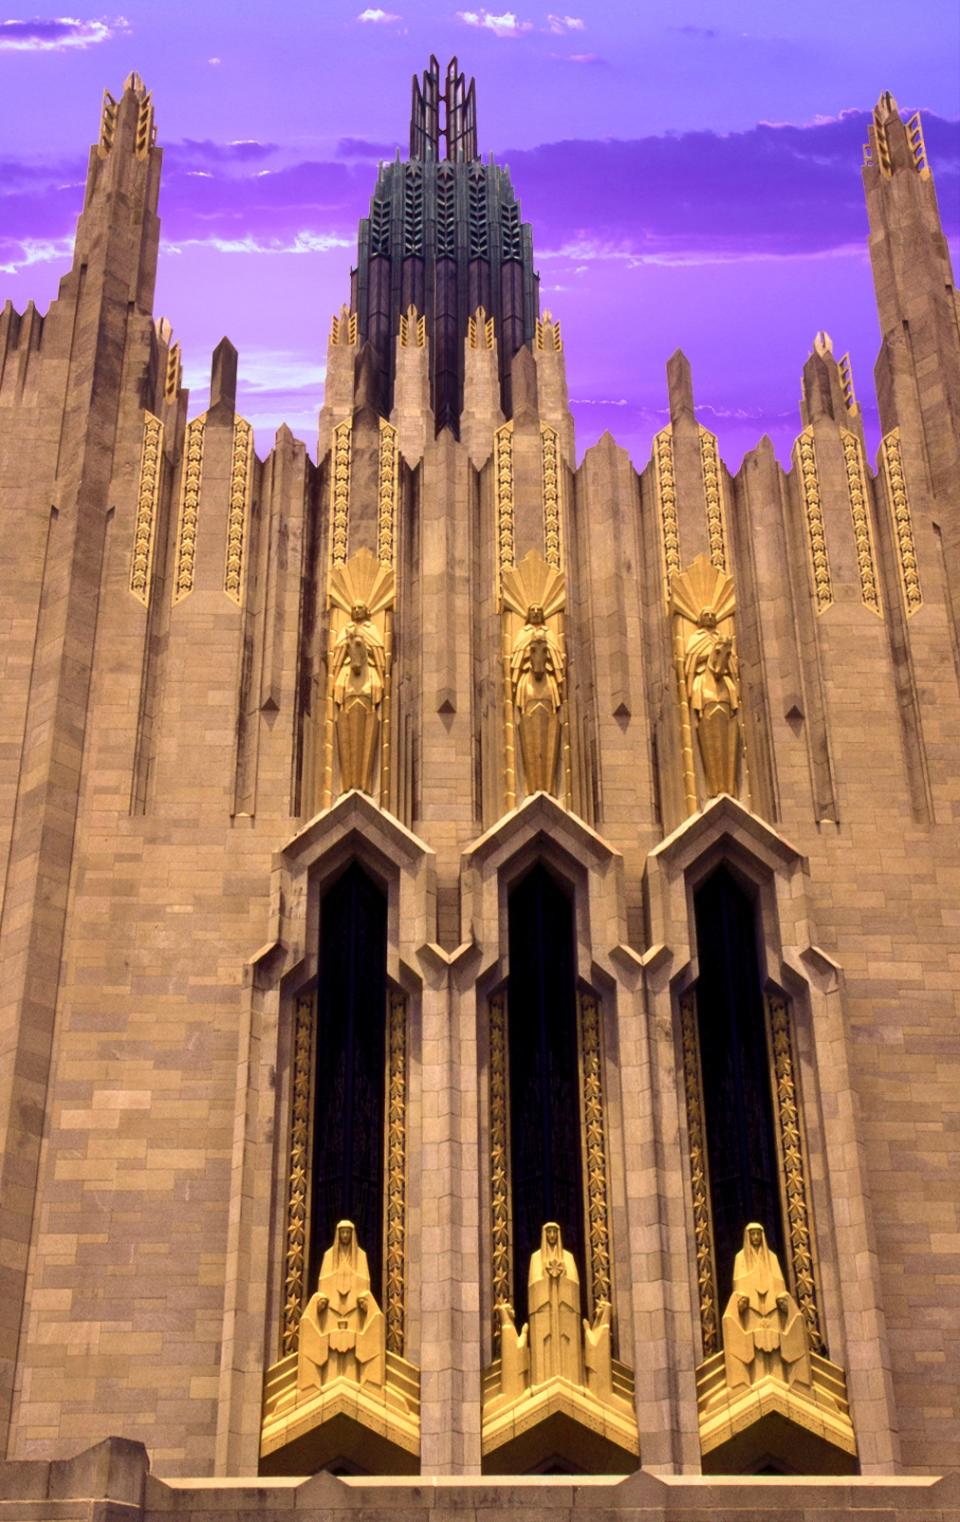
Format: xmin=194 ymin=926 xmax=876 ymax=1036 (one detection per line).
xmin=130 ymin=412 xmax=163 ymax=604
xmin=535 ymin=309 xmax=562 ymax=351
xmin=494 ymin=422 xmax=515 ymax=603
xmin=795 ymin=428 xmax=833 ymax=614
xmin=330 ymin=305 xmax=358 ymax=346
xmin=489 ymin=992 xmax=511 ymax=1341
xmin=398 ymin=304 xmax=427 ymax=348
xmin=541 ymin=426 xmax=563 ymax=571
xmin=330 ymin=419 xmax=352 ymax=570
xmin=579 ymin=992 xmax=611 ymax=1312
xmin=654 ymin=426 xmax=680 ymax=602
xmin=172 ymin=415 xmax=205 ymax=604
xmin=699 ymin=427 xmax=728 ymax=573
xmin=767 ymin=994 xmax=824 ymax=1354
xmin=840 ymin=431 xmax=881 ymax=615
xmin=468 ymin=306 xmax=495 ymax=350
xmin=680 ymin=991 xmax=719 ymax=1355
xmin=385 ymin=991 xmax=407 ymax=1355
xmin=377 ymin=420 xmax=399 ymax=568
xmin=224 ymin=418 xmax=253 ymax=603
xmin=881 ymin=428 xmax=922 ymax=615
xmin=282 ymin=994 xmax=314 ymax=1355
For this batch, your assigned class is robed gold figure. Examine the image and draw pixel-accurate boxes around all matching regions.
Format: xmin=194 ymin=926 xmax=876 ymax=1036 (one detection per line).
xmin=298 ymin=1220 xmax=386 ymax=1396
xmin=721 ymin=1223 xmax=812 ymax=1391
xmin=501 ymin=553 xmax=566 ymax=799
xmin=671 ymin=554 xmax=741 ymax=799
xmin=528 ymin=1222 xmax=584 ymax=1387
xmin=328 ymin=550 xmax=395 ymax=798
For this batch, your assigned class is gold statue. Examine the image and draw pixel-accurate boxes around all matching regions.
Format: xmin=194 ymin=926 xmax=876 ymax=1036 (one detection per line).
xmin=721 ymin=1223 xmax=812 ymax=1391
xmin=328 ymin=549 xmax=394 ymax=797
xmin=501 ymin=552 xmax=566 ymax=798
xmin=671 ymin=553 xmax=740 ymax=799
xmin=298 ymin=1220 xmax=387 ymax=1396
xmin=528 ymin=1221 xmax=584 ymax=1386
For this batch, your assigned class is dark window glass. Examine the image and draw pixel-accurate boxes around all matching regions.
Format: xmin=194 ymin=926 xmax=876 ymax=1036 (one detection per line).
xmin=310 ymin=863 xmax=387 ymax=1300
xmin=694 ymin=866 xmax=784 ymax=1304
xmin=507 ymin=864 xmax=585 ymax=1324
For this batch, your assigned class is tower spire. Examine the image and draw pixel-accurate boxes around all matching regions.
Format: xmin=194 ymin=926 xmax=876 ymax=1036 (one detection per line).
xmin=410 ymin=55 xmax=477 ymax=162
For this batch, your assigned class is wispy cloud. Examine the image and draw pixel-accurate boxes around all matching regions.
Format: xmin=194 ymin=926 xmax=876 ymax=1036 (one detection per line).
xmin=456 ymin=9 xmax=532 ymax=36
xmin=162 ymin=231 xmax=352 ymax=257
xmin=0 ymin=234 xmax=73 ymax=274
xmin=0 ymin=15 xmax=128 ymax=51
xmin=356 ymin=6 xmax=400 ymax=20
xmin=170 ymin=138 xmax=279 ymax=164
xmin=183 ymin=349 xmax=327 ymax=396
xmin=336 ymin=137 xmax=402 ymax=159
xmin=547 ymin=13 xmax=583 ymax=32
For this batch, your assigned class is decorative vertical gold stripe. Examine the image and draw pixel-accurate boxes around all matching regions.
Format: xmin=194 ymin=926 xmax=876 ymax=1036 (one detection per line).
xmin=130 ymin=412 xmax=163 ymax=605
xmin=767 ymin=993 xmax=824 ymax=1355
xmin=494 ymin=421 xmax=515 ymax=602
xmin=905 ymin=111 xmax=929 ymax=176
xmin=840 ymin=430 xmax=881 ymax=615
xmin=881 ymin=428 xmax=922 ymax=615
xmin=654 ymin=426 xmax=680 ymax=603
xmin=679 ymin=990 xmax=719 ymax=1356
xmin=283 ymin=993 xmax=314 ymax=1355
xmin=172 ymin=415 xmax=205 ymax=604
xmin=468 ymin=307 xmax=495 ymax=349
xmin=399 ymin=307 xmax=426 ymax=347
xmin=224 ymin=417 xmax=253 ymax=604
xmin=385 ymin=991 xmax=407 ymax=1356
xmin=97 ymin=91 xmax=118 ymax=158
xmin=795 ymin=428 xmax=833 ymax=614
xmin=541 ymin=425 xmax=562 ymax=571
xmin=699 ymin=427 xmax=728 ymax=572
xmin=134 ymin=92 xmax=155 ymax=159
xmin=329 ymin=419 xmax=352 ymax=571
xmin=164 ymin=341 xmax=181 ymax=402
xmin=837 ymin=353 xmax=857 ymax=416
xmin=331 ymin=307 xmax=358 ymax=345
xmin=489 ymin=991 xmax=511 ymax=1341
xmin=535 ymin=310 xmax=562 ymax=351
xmin=377 ymin=419 xmax=399 ymax=568
xmin=578 ymin=991 xmax=611 ymax=1315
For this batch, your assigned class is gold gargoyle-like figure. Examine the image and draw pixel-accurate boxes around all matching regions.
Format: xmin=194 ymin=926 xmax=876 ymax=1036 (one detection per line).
xmin=501 ymin=553 xmax=566 ymax=797
xmin=671 ymin=553 xmax=740 ymax=799
xmin=297 ymin=1219 xmax=387 ymax=1398
xmin=721 ymin=1223 xmax=812 ymax=1392
xmin=329 ymin=549 xmax=395 ymax=796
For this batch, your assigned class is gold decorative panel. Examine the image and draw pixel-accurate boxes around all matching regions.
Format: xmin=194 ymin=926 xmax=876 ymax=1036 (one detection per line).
xmin=329 ymin=420 xmax=352 ymax=570
xmin=282 ymin=993 xmax=314 ymax=1355
xmin=578 ymin=991 xmax=611 ymax=1314
xmin=905 ymin=111 xmax=929 ymax=176
xmin=129 ymin=412 xmax=163 ymax=605
xmin=377 ymin=420 xmax=399 ymax=568
xmin=653 ymin=426 xmax=680 ymax=601
xmin=468 ymin=306 xmax=495 ymax=349
xmin=164 ymin=341 xmax=181 ymax=402
xmin=172 ymin=414 xmax=205 ymax=604
xmin=837 ymin=353 xmax=857 ymax=415
xmin=494 ymin=421 xmax=515 ymax=601
xmin=385 ymin=991 xmax=407 ymax=1356
xmin=541 ymin=425 xmax=562 ymax=570
xmin=398 ymin=305 xmax=426 ymax=348
xmin=795 ymin=428 xmax=833 ymax=614
xmin=679 ymin=990 xmax=719 ymax=1356
xmin=767 ymin=994 xmax=824 ymax=1354
xmin=535 ymin=310 xmax=563 ymax=351
xmin=840 ymin=430 xmax=881 ymax=615
xmin=224 ymin=417 xmax=253 ymax=603
xmin=134 ymin=92 xmax=155 ymax=159
xmin=97 ymin=91 xmax=118 ymax=157
xmin=699 ymin=427 xmax=728 ymax=573
xmin=881 ymin=428 xmax=922 ymax=615
xmin=330 ymin=306 xmax=358 ymax=346
xmin=488 ymin=991 xmax=511 ymax=1339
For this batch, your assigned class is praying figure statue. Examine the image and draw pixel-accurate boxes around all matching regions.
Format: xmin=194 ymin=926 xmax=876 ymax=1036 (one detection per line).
xmin=510 ymin=604 xmax=565 ymax=796
xmin=528 ymin=1222 xmax=585 ymax=1387
xmin=682 ymin=606 xmax=740 ymax=798
xmin=721 ymin=1223 xmax=812 ymax=1392
xmin=298 ymin=1220 xmax=386 ymax=1397
xmin=333 ymin=602 xmax=386 ymax=795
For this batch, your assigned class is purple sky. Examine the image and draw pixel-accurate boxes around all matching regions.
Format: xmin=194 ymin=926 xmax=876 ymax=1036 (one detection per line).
xmin=1 ymin=2 xmax=958 ymax=468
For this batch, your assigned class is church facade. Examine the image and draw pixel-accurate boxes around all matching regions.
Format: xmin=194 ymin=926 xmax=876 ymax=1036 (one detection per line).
xmin=0 ymin=57 xmax=957 ymax=1519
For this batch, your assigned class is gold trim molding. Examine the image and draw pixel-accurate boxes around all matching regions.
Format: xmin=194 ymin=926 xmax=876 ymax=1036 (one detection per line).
xmin=377 ymin=419 xmax=399 ymax=569
xmin=699 ymin=427 xmax=728 ymax=573
xmin=330 ymin=419 xmax=352 ymax=570
xmin=767 ymin=993 xmax=824 ymax=1354
xmin=840 ymin=430 xmax=881 ymax=616
xmin=654 ymin=426 xmax=680 ymax=602
xmin=494 ymin=420 xmax=515 ymax=603
xmin=679 ymin=990 xmax=719 ymax=1356
xmin=489 ymin=991 xmax=511 ymax=1338
xmin=172 ymin=414 xmax=205 ymax=604
xmin=225 ymin=417 xmax=254 ymax=604
xmin=578 ymin=991 xmax=611 ymax=1314
xmin=130 ymin=412 xmax=163 ymax=605
xmin=385 ymin=991 xmax=407 ymax=1357
xmin=541 ymin=425 xmax=562 ymax=570
xmin=881 ymin=427 xmax=922 ymax=615
xmin=282 ymin=993 xmax=314 ymax=1356
xmin=468 ymin=306 xmax=495 ymax=350
xmin=795 ymin=427 xmax=833 ymax=614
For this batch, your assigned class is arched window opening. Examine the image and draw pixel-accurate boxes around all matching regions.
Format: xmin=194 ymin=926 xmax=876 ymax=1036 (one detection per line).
xmin=506 ymin=863 xmax=585 ymax=1326
xmin=693 ymin=865 xmax=784 ymax=1305
xmin=310 ymin=861 xmax=388 ymax=1301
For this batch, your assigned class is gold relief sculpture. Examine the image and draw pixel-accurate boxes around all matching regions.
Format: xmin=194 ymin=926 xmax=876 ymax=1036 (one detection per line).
xmin=767 ymin=994 xmax=824 ymax=1353
xmin=377 ymin=419 xmax=399 ymax=569
xmin=654 ymin=426 xmax=681 ymax=601
xmin=721 ymin=1225 xmax=811 ymax=1391
xmin=329 ymin=419 xmax=352 ymax=569
xmin=282 ymin=994 xmax=314 ymax=1356
xmin=134 ymin=90 xmax=155 ymax=159
xmin=905 ymin=110 xmax=929 ymax=176
xmin=578 ymin=992 xmax=611 ymax=1313
xmin=671 ymin=554 xmax=741 ymax=803
xmin=298 ymin=1222 xmax=387 ymax=1396
xmin=330 ymin=304 xmax=358 ymax=346
xmin=130 ymin=412 xmax=163 ymax=605
xmin=327 ymin=550 xmax=394 ymax=798
xmin=172 ymin=415 xmax=205 ymax=604
xmin=398 ymin=304 xmax=426 ymax=348
xmin=483 ymin=1223 xmax=638 ymax=1472
xmin=795 ymin=428 xmax=833 ymax=614
xmin=837 ymin=352 xmax=857 ymax=415
xmin=468 ymin=305 xmax=495 ymax=349
xmin=494 ymin=420 xmax=515 ymax=596
xmin=679 ymin=990 xmax=719 ymax=1356
xmin=841 ymin=430 xmax=881 ymax=615
xmin=699 ymin=427 xmax=728 ymax=573
xmin=224 ymin=417 xmax=253 ymax=603
xmin=540 ymin=426 xmax=562 ymax=571
xmin=164 ymin=341 xmax=182 ymax=402
xmin=385 ymin=991 xmax=407 ymax=1357
xmin=489 ymin=992 xmax=511 ymax=1335
xmin=535 ymin=310 xmax=563 ymax=351
xmin=881 ymin=428 xmax=923 ymax=615
xmin=97 ymin=90 xmax=118 ymax=157
xmin=501 ymin=553 xmax=566 ymax=798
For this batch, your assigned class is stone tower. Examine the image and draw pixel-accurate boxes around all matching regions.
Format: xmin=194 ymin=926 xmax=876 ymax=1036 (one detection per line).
xmin=0 ymin=60 xmax=957 ymax=1521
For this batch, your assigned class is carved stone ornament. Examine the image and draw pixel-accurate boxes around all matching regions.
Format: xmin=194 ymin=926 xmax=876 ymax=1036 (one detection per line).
xmin=329 ymin=548 xmax=395 ymax=797
xmin=482 ymin=1222 xmax=638 ymax=1474
xmin=501 ymin=552 xmax=566 ymax=799
xmin=671 ymin=553 xmax=741 ymax=803
xmin=696 ymin=1224 xmax=857 ymax=1474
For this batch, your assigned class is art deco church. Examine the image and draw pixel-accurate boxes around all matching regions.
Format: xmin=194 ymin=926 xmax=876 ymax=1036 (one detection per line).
xmin=0 ymin=56 xmax=957 ymax=1519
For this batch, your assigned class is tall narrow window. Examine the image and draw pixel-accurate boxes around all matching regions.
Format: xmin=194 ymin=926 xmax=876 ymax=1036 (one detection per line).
xmin=507 ymin=864 xmax=585 ymax=1323
xmin=694 ymin=866 xmax=784 ymax=1303
xmin=310 ymin=862 xmax=388 ymax=1300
